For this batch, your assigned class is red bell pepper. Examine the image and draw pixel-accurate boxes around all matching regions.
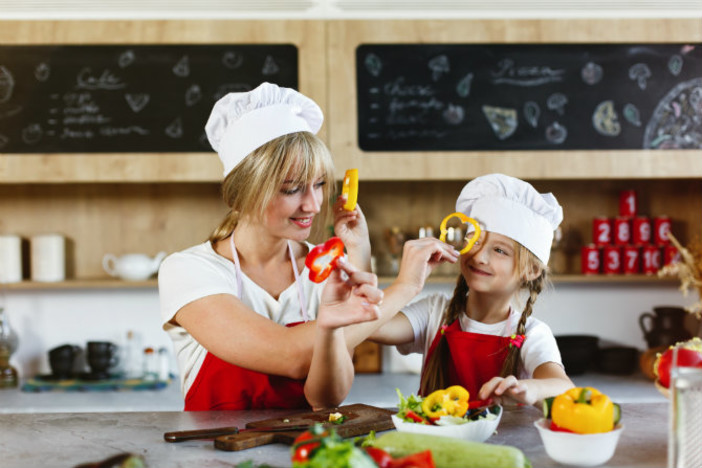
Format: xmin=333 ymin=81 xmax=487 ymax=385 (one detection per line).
xmin=305 ymin=237 xmax=345 ymax=283
xmin=365 ymin=447 xmax=436 ymax=468
xmin=291 ymin=431 xmax=322 ymax=463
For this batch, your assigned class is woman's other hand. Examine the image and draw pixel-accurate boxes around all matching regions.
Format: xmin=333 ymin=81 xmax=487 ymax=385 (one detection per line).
xmin=332 ymin=196 xmax=371 ymax=270
xmin=317 ymin=257 xmax=383 ymax=331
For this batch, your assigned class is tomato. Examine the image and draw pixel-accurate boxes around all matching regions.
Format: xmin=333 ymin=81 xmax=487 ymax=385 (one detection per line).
xmin=365 ymin=447 xmax=394 ymax=468
xmin=655 ymin=347 xmax=702 ymax=388
xmin=388 ymin=450 xmax=436 ymax=468
xmin=291 ymin=431 xmax=321 ymax=463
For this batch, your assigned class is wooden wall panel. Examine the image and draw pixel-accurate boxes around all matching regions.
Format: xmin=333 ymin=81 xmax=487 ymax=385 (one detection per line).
xmin=327 ymin=19 xmax=702 ymax=181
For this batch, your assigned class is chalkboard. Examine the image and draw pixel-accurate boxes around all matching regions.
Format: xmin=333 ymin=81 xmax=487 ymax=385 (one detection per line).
xmin=0 ymin=44 xmax=298 ymax=153
xmin=356 ymin=44 xmax=702 ymax=151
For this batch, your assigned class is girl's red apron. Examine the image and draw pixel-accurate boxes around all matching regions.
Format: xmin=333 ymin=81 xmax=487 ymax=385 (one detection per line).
xmin=184 ymin=235 xmax=310 ymax=411
xmin=420 ymin=319 xmax=512 ymax=398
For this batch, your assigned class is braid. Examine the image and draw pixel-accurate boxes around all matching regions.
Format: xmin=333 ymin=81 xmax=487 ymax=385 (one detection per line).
xmin=499 ymin=269 xmax=547 ymax=377
xmin=419 ymin=275 xmax=468 ymax=395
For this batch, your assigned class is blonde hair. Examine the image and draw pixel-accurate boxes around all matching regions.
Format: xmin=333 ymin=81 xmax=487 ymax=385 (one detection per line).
xmin=209 ymin=132 xmax=335 ymax=243
xmin=419 ymin=242 xmax=548 ymax=396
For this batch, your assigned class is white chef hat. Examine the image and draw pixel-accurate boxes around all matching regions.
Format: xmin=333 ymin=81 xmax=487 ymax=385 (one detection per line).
xmin=456 ymin=173 xmax=563 ymax=265
xmin=205 ymin=82 xmax=324 ymax=177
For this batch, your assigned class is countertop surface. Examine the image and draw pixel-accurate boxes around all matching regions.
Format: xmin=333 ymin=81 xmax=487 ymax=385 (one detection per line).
xmin=0 ymin=371 xmax=666 ymax=414
xmin=0 ymin=402 xmax=667 ymax=468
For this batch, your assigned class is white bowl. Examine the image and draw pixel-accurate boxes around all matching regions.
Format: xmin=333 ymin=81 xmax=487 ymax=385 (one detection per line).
xmin=533 ymin=418 xmax=624 ymax=467
xmin=391 ymin=406 xmax=502 ymax=443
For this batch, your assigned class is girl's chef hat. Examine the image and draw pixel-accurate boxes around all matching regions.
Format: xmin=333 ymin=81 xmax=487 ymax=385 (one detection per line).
xmin=205 ymin=82 xmax=324 ymax=176
xmin=456 ymin=173 xmax=563 ymax=265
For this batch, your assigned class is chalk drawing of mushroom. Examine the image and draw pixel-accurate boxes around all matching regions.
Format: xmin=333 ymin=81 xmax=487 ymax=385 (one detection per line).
xmin=523 ymin=101 xmax=540 ymax=128
xmin=118 ymin=49 xmax=135 ymax=68
xmin=581 ymin=62 xmax=603 ymax=85
xmin=222 ymin=51 xmax=244 ymax=69
xmin=364 ymin=53 xmax=382 ymax=77
xmin=443 ymin=104 xmax=465 ymax=125
xmin=629 ymin=63 xmax=651 ymax=90
xmin=427 ymin=55 xmax=450 ymax=82
xmin=0 ymin=65 xmax=15 ymax=103
xmin=623 ymin=103 xmax=641 ymax=127
xmin=546 ymin=93 xmax=568 ymax=115
xmin=456 ymin=72 xmax=473 ymax=98
xmin=668 ymin=55 xmax=683 ymax=76
xmin=592 ymin=100 xmax=621 ymax=137
xmin=34 ymin=62 xmax=50 ymax=82
xmin=545 ymin=121 xmax=567 ymax=144
xmin=262 ymin=56 xmax=279 ymax=75
xmin=172 ymin=55 xmax=190 ymax=78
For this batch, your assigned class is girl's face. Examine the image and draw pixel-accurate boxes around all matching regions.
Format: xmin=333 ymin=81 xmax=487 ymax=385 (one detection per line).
xmin=263 ymin=171 xmax=326 ymax=242
xmin=460 ymin=231 xmax=521 ymax=296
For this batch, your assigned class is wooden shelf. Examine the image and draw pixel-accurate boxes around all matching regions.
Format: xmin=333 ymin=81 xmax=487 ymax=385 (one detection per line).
xmin=2 ymin=278 xmax=158 ymax=290
xmin=379 ymin=274 xmax=679 ymax=285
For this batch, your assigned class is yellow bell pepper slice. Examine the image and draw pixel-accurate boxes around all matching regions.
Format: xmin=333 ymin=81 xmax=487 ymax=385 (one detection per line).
xmin=421 ymin=385 xmax=470 ymax=419
xmin=552 ymin=387 xmax=614 ymax=434
xmin=341 ymin=169 xmax=359 ymax=211
xmin=439 ymin=212 xmax=481 ymax=255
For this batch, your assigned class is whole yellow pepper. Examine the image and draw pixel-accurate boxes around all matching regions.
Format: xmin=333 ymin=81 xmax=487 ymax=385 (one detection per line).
xmin=552 ymin=387 xmax=614 ymax=434
xmin=421 ymin=385 xmax=470 ymax=419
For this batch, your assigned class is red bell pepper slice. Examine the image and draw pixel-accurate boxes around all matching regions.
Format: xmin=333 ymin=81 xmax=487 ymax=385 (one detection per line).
xmin=549 ymin=420 xmax=575 ymax=433
xmin=468 ymin=398 xmax=493 ymax=409
xmin=405 ymin=409 xmax=429 ymax=424
xmin=389 ymin=450 xmax=436 ymax=468
xmin=305 ymin=237 xmax=345 ymax=283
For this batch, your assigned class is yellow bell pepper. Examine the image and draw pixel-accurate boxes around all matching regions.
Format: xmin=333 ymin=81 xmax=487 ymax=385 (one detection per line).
xmin=421 ymin=385 xmax=470 ymax=419
xmin=551 ymin=387 xmax=614 ymax=434
xmin=341 ymin=169 xmax=359 ymax=211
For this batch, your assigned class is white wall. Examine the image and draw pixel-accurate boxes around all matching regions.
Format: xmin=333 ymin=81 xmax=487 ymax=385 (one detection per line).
xmin=3 ymin=280 xmax=698 ymax=378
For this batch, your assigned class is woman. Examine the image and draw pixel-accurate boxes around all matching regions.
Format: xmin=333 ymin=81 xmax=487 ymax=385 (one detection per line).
xmin=158 ymin=83 xmax=384 ymax=411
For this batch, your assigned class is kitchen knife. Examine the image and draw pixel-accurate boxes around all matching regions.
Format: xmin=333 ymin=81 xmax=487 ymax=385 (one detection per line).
xmin=164 ymin=423 xmax=314 ymax=442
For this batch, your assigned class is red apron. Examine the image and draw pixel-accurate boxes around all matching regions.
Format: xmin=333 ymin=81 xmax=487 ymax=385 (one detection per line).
xmin=420 ymin=319 xmax=511 ymax=398
xmin=184 ymin=322 xmax=308 ymax=411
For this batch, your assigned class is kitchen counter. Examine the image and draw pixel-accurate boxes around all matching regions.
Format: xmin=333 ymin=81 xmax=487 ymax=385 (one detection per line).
xmin=0 ymin=371 xmax=665 ymax=413
xmin=0 ymin=402 xmax=667 ymax=468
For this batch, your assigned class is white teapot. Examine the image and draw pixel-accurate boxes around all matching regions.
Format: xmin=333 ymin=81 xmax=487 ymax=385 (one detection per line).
xmin=102 ymin=251 xmax=167 ymax=281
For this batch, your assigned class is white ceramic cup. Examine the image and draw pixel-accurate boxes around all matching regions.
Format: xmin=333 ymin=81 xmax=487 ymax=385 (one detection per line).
xmin=0 ymin=234 xmax=23 ymax=283
xmin=30 ymin=233 xmax=66 ymax=282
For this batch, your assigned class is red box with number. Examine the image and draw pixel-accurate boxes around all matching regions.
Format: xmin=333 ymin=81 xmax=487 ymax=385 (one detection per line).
xmin=642 ymin=244 xmax=662 ymax=275
xmin=592 ymin=217 xmax=612 ymax=246
xmin=632 ymin=216 xmax=651 ymax=245
xmin=653 ymin=216 xmax=672 ymax=245
xmin=603 ymin=245 xmax=622 ymax=274
xmin=664 ymin=244 xmax=681 ymax=266
xmin=581 ymin=244 xmax=601 ymax=275
xmin=613 ymin=216 xmax=631 ymax=245
xmin=622 ymin=245 xmax=640 ymax=274
xmin=619 ymin=190 xmax=637 ymax=217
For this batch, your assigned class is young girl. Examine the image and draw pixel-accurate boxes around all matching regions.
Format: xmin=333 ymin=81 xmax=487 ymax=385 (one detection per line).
xmin=158 ymin=83 xmax=385 ymax=411
xmin=372 ymin=173 xmax=574 ymax=406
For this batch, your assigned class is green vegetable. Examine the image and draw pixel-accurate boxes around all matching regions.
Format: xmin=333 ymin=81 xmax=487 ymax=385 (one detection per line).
xmin=371 ymin=432 xmax=531 ymax=468
xmin=613 ymin=403 xmax=621 ymax=425
xmin=542 ymin=397 xmax=555 ymax=419
xmin=395 ymin=388 xmax=429 ymax=422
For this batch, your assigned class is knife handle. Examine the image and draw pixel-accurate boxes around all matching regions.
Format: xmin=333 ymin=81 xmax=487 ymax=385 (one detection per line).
xmin=164 ymin=426 xmax=239 ymax=442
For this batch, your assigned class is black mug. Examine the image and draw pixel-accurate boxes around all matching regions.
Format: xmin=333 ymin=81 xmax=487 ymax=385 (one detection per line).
xmin=48 ymin=344 xmax=81 ymax=379
xmin=86 ymin=341 xmax=119 ymax=378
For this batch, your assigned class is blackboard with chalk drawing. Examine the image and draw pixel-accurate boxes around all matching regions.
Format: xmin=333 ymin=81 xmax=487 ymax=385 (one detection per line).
xmin=356 ymin=43 xmax=702 ymax=151
xmin=0 ymin=44 xmax=298 ymax=153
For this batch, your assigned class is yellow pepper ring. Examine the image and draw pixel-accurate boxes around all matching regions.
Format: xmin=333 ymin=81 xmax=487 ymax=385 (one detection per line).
xmin=341 ymin=169 xmax=359 ymax=212
xmin=421 ymin=385 xmax=470 ymax=419
xmin=439 ymin=212 xmax=482 ymax=255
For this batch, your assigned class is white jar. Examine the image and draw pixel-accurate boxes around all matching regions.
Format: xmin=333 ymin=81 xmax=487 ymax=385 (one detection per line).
xmin=0 ymin=234 xmax=22 ymax=283
xmin=30 ymin=233 xmax=66 ymax=282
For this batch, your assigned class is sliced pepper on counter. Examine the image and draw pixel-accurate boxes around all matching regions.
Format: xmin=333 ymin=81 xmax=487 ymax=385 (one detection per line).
xmin=551 ymin=386 xmax=615 ymax=434
xmin=305 ymin=237 xmax=345 ymax=283
xmin=438 ymin=212 xmax=481 ymax=255
xmin=421 ymin=385 xmax=470 ymax=419
xmin=341 ymin=168 xmax=359 ymax=211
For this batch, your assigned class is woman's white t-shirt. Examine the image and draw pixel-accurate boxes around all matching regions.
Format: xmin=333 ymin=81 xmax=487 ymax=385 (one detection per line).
xmin=397 ymin=293 xmax=563 ymax=380
xmin=158 ymin=241 xmax=325 ymax=396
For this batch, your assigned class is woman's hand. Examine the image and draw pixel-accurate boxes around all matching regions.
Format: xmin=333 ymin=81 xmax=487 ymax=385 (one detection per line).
xmin=396 ymin=238 xmax=460 ymax=295
xmin=332 ymin=196 xmax=371 ymax=270
xmin=317 ymin=257 xmax=383 ymax=331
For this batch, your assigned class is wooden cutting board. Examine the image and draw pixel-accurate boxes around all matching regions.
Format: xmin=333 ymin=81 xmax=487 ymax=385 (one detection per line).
xmin=214 ymin=403 xmax=394 ymax=451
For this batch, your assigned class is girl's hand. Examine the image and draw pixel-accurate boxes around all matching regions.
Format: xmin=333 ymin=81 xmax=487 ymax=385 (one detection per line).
xmin=396 ymin=238 xmax=460 ymax=294
xmin=332 ymin=196 xmax=370 ymax=254
xmin=478 ymin=375 xmax=536 ymax=406
xmin=317 ymin=257 xmax=383 ymax=331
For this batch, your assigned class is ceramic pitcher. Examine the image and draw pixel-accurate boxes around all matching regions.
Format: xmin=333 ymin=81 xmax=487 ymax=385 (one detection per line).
xmin=639 ymin=306 xmax=692 ymax=349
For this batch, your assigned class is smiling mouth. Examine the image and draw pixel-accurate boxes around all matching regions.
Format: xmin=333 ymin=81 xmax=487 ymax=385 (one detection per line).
xmin=291 ymin=217 xmax=314 ymax=227
xmin=469 ymin=265 xmax=491 ymax=276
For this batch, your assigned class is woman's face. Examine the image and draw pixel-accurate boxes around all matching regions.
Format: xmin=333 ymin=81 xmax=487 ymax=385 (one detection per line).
xmin=263 ymin=171 xmax=326 ymax=241
xmin=460 ymin=231 xmax=521 ymax=296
